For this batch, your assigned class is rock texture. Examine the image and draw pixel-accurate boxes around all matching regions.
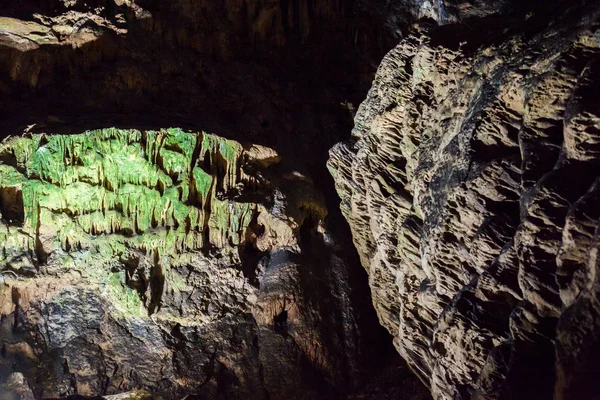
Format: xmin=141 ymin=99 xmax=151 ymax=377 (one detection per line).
xmin=7 ymin=0 xmax=600 ymax=399
xmin=0 ymin=0 xmax=389 ymax=138
xmin=329 ymin=0 xmax=600 ymax=398
xmin=0 ymin=128 xmax=416 ymax=399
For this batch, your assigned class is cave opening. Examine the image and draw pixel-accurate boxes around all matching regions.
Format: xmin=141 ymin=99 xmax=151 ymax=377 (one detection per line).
xmin=273 ymin=310 xmax=289 ymax=336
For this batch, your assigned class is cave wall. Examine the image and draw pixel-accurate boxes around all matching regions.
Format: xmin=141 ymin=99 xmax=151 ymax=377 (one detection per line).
xmin=328 ymin=0 xmax=600 ymax=398
xmin=0 ymin=127 xmax=417 ymax=399
xmin=0 ymin=0 xmax=430 ymax=397
xmin=4 ymin=0 xmax=600 ymax=399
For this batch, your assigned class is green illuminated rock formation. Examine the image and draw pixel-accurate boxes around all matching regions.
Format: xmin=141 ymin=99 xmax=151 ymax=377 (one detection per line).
xmin=0 ymin=128 xmax=264 ymax=319
xmin=0 ymin=126 xmax=398 ymax=400
xmin=1 ymin=127 xmax=252 ymax=254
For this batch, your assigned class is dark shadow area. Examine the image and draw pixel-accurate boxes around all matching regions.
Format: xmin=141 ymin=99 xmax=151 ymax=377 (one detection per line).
xmin=0 ymin=186 xmax=24 ymax=226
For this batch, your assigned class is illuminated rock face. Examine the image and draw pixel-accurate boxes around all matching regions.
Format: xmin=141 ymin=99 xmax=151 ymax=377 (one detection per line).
xmin=1 ymin=129 xmax=254 ymax=262
xmin=0 ymin=128 xmax=398 ymax=399
xmin=0 ymin=128 xmax=273 ymax=322
xmin=329 ymin=1 xmax=600 ymax=399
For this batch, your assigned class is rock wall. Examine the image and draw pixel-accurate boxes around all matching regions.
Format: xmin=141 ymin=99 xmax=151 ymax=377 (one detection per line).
xmin=0 ymin=128 xmax=410 ymax=399
xmin=328 ymin=0 xmax=600 ymax=398
xmin=7 ymin=0 xmax=598 ymax=398
xmin=0 ymin=0 xmax=437 ymax=398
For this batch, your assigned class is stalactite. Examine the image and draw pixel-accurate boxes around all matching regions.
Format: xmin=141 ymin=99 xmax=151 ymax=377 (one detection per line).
xmin=0 ymin=128 xmax=261 ymax=258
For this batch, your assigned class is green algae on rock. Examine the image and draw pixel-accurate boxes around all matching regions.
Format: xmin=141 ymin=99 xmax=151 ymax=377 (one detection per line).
xmin=0 ymin=128 xmax=258 ymax=258
xmin=0 ymin=127 xmax=272 ymax=322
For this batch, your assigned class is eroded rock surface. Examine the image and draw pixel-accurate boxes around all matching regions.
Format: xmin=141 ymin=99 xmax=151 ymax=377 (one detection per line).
xmin=329 ymin=0 xmax=600 ymax=398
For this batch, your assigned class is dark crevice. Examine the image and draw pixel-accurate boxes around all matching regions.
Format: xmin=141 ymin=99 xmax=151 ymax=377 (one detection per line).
xmin=0 ymin=187 xmax=24 ymax=226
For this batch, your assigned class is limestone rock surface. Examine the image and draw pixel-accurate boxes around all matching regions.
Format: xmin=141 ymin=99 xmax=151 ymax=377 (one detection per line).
xmin=329 ymin=0 xmax=600 ymax=398
xmin=0 ymin=128 xmax=414 ymax=399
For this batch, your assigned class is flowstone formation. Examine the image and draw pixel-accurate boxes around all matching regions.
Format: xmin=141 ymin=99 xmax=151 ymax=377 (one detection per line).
xmin=0 ymin=127 xmax=392 ymax=399
xmin=329 ymin=0 xmax=600 ymax=398
xmin=1 ymin=128 xmax=257 ymax=271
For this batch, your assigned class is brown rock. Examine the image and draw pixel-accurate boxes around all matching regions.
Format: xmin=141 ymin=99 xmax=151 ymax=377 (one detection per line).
xmin=329 ymin=1 xmax=600 ymax=398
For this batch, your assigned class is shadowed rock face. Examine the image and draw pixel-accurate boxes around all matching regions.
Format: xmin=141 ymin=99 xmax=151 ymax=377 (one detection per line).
xmin=329 ymin=0 xmax=600 ymax=398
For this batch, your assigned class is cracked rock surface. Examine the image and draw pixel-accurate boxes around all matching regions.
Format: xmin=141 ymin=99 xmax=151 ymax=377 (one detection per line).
xmin=329 ymin=0 xmax=600 ymax=398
